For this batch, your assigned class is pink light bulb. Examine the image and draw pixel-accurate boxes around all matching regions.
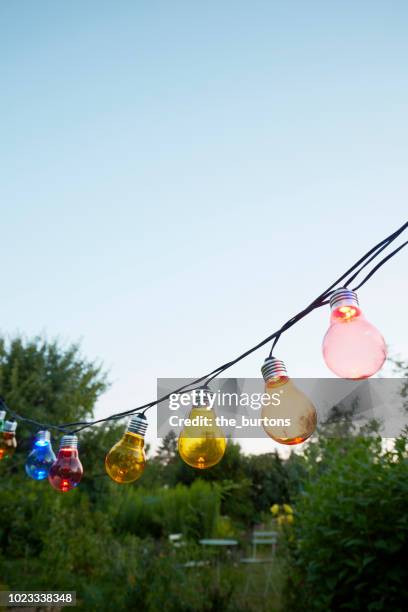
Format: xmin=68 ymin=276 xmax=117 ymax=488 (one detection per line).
xmin=48 ymin=435 xmax=83 ymax=492
xmin=322 ymin=288 xmax=386 ymax=379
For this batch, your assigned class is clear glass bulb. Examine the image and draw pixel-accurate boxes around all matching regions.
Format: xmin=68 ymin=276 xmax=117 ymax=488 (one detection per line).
xmin=26 ymin=430 xmax=56 ymax=480
xmin=322 ymin=289 xmax=386 ymax=379
xmin=261 ymin=358 xmax=317 ymax=445
xmin=0 ymin=421 xmax=17 ymax=461
xmin=48 ymin=435 xmax=83 ymax=492
xmin=178 ymin=388 xmax=226 ymax=469
xmin=105 ymin=414 xmax=147 ymax=484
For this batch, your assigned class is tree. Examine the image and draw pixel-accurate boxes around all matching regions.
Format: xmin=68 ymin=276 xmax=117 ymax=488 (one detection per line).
xmin=0 ymin=336 xmax=108 ymax=447
xmin=0 ymin=336 xmax=114 ymax=603
xmin=156 ymin=430 xmax=178 ymax=465
xmin=283 ymin=431 xmax=408 ymax=611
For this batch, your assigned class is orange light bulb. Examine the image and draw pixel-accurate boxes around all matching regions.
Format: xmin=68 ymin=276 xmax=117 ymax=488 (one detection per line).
xmin=261 ymin=358 xmax=317 ymax=445
xmin=0 ymin=421 xmax=17 ymax=461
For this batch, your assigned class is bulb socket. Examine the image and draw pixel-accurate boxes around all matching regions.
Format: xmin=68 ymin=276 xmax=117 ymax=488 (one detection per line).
xmin=3 ymin=420 xmax=17 ymax=433
xmin=59 ymin=435 xmax=78 ymax=450
xmin=0 ymin=410 xmax=6 ymax=421
xmin=261 ymin=357 xmax=288 ymax=382
xmin=35 ymin=430 xmax=51 ymax=442
xmin=127 ymin=413 xmax=148 ymax=437
xmin=330 ymin=288 xmax=359 ymax=311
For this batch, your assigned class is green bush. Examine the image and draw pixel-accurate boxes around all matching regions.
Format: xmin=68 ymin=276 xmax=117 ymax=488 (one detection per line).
xmin=282 ymin=433 xmax=408 ymax=611
xmin=113 ymin=480 xmax=221 ymax=540
xmin=0 ymin=486 xmax=157 ymax=610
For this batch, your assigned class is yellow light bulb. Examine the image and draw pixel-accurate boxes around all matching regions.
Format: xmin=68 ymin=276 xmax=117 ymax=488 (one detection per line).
xmin=105 ymin=414 xmax=147 ymax=484
xmin=178 ymin=388 xmax=226 ymax=469
xmin=261 ymin=358 xmax=317 ymax=445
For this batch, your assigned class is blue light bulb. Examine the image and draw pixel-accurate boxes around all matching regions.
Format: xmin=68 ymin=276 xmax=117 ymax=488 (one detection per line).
xmin=25 ymin=430 xmax=56 ymax=480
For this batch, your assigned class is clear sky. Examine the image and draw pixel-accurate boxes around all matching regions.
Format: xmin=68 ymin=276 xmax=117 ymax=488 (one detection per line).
xmin=1 ymin=1 xmax=407 ymax=453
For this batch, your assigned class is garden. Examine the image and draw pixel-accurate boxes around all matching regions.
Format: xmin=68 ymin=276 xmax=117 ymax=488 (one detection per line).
xmin=1 ymin=337 xmax=407 ymax=611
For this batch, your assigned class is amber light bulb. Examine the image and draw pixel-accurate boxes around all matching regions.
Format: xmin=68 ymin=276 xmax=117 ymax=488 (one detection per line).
xmin=322 ymin=288 xmax=386 ymax=379
xmin=178 ymin=387 xmax=226 ymax=469
xmin=48 ymin=435 xmax=83 ymax=492
xmin=105 ymin=413 xmax=147 ymax=484
xmin=0 ymin=420 xmax=18 ymax=461
xmin=261 ymin=358 xmax=317 ymax=445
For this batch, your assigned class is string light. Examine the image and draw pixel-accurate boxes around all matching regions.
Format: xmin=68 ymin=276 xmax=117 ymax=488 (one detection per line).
xmin=0 ymin=220 xmax=405 ymax=485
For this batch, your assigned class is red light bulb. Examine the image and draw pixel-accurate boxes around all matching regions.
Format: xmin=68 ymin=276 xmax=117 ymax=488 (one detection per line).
xmin=48 ymin=435 xmax=83 ymax=492
xmin=322 ymin=288 xmax=386 ymax=379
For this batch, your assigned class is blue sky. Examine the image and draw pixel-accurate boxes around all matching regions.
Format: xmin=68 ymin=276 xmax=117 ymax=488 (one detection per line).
xmin=1 ymin=1 xmax=407 ymax=452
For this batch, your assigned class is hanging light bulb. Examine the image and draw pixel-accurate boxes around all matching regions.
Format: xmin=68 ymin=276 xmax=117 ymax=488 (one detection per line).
xmin=178 ymin=387 xmax=226 ymax=469
xmin=25 ymin=430 xmax=56 ymax=481
xmin=0 ymin=410 xmax=6 ymax=431
xmin=261 ymin=358 xmax=317 ymax=445
xmin=105 ymin=413 xmax=147 ymax=484
xmin=0 ymin=420 xmax=18 ymax=460
xmin=48 ymin=435 xmax=83 ymax=492
xmin=322 ymin=288 xmax=386 ymax=379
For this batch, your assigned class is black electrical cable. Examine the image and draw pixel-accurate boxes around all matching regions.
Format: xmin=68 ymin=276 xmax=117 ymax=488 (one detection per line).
xmin=1 ymin=220 xmax=407 ymax=435
xmin=344 ymin=221 xmax=408 ymax=287
xmin=352 ymin=239 xmax=408 ymax=291
xmin=0 ymin=398 xmax=69 ymax=433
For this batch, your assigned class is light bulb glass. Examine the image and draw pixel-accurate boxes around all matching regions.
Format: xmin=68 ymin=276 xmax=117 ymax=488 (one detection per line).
xmin=0 ymin=421 xmax=17 ymax=461
xmin=178 ymin=390 xmax=226 ymax=469
xmin=322 ymin=289 xmax=386 ymax=379
xmin=26 ymin=431 xmax=56 ymax=480
xmin=261 ymin=359 xmax=317 ymax=445
xmin=48 ymin=436 xmax=83 ymax=492
xmin=105 ymin=415 xmax=147 ymax=484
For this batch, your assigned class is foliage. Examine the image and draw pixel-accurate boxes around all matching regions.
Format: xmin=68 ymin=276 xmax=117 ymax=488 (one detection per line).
xmin=149 ymin=438 xmax=300 ymax=526
xmin=2 ymin=336 xmax=407 ymax=610
xmin=1 ymin=489 xmax=158 ymax=610
xmin=282 ymin=432 xmax=408 ymax=611
xmin=112 ymin=479 xmax=221 ymax=540
xmin=0 ymin=336 xmax=108 ymax=449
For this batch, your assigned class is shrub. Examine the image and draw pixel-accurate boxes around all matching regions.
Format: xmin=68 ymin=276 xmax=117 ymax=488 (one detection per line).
xmin=282 ymin=434 xmax=408 ymax=611
xmin=113 ymin=480 xmax=221 ymax=540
